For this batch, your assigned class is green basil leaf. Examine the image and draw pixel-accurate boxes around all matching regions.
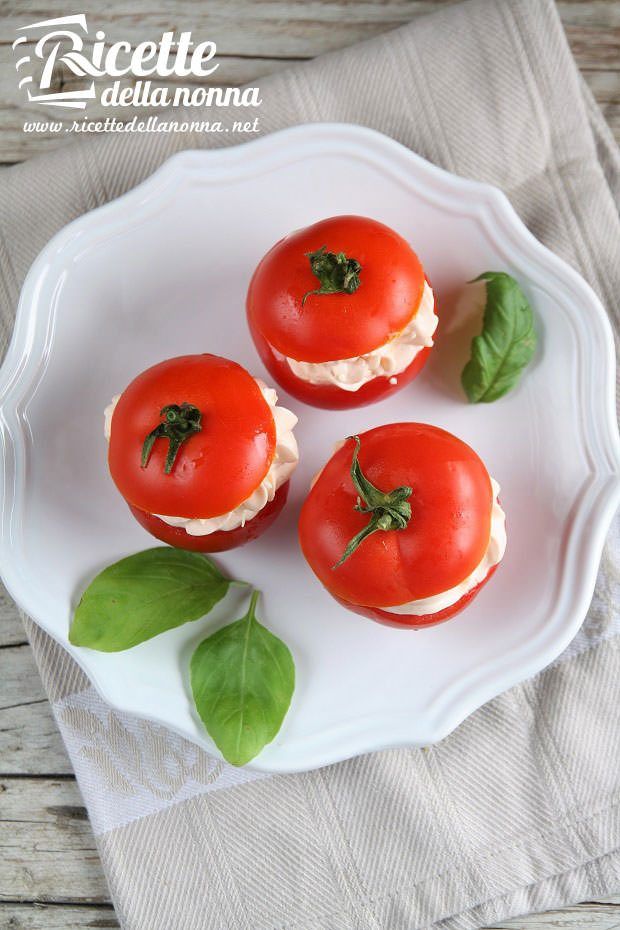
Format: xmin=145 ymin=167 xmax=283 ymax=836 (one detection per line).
xmin=70 ymin=547 xmax=230 ymax=651
xmin=190 ymin=590 xmax=295 ymax=766
xmin=461 ymin=271 xmax=537 ymax=403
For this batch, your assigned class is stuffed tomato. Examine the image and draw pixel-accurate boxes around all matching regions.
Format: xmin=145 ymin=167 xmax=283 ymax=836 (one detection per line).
xmin=105 ymin=354 xmax=298 ymax=552
xmin=246 ymin=215 xmax=438 ymax=409
xmin=298 ymin=424 xmax=506 ymax=628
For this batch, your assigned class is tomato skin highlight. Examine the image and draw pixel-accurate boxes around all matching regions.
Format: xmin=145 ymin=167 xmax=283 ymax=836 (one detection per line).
xmin=331 ymin=564 xmax=498 ymax=629
xmin=246 ymin=216 xmax=436 ymax=410
xmin=127 ymin=480 xmax=290 ymax=553
xmin=247 ymin=216 xmax=426 ymax=364
xmin=298 ymin=424 xmax=496 ymax=617
xmin=108 ymin=354 xmax=276 ymax=519
xmin=248 ymin=311 xmax=431 ymax=409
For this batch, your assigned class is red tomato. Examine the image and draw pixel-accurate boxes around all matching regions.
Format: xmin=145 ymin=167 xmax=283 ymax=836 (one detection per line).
xmin=108 ymin=354 xmax=288 ymax=551
xmin=248 ymin=319 xmax=431 ymax=410
xmin=333 ymin=566 xmax=498 ymax=630
xmin=127 ymin=481 xmax=289 ymax=553
xmin=298 ymin=424 xmax=497 ymax=628
xmin=247 ymin=216 xmax=432 ymax=409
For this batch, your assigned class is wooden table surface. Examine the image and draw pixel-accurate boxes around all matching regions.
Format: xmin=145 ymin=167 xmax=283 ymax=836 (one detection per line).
xmin=1 ymin=2 xmax=619 ymax=928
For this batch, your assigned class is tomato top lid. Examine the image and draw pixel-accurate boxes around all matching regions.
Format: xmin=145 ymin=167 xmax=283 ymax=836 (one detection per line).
xmin=299 ymin=423 xmax=494 ymax=609
xmin=108 ymin=354 xmax=277 ymax=519
xmin=247 ymin=215 xmax=426 ymax=364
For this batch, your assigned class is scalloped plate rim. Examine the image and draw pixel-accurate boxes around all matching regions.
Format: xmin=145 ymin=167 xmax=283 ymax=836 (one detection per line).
xmin=0 ymin=122 xmax=619 ymax=773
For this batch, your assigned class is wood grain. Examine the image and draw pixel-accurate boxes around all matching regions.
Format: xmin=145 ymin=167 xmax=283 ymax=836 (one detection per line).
xmin=1 ymin=588 xmax=26 ymax=647
xmin=1 ymin=775 xmax=620 ymax=925
xmin=491 ymin=902 xmax=620 ymax=929
xmin=0 ymin=905 xmax=118 ymax=929
xmin=0 ymin=644 xmax=619 ymax=928
xmin=0 ymin=638 xmax=73 ymax=775
xmin=4 ymin=903 xmax=620 ymax=930
xmin=0 ymin=0 xmax=618 ymax=161
xmin=0 ymin=904 xmax=119 ymax=930
xmin=583 ymin=70 xmax=620 ymax=138
xmin=0 ymin=778 xmax=110 ymax=904
xmin=1 ymin=2 xmax=619 ymax=929
xmin=1 ymin=645 xmax=46 ymax=711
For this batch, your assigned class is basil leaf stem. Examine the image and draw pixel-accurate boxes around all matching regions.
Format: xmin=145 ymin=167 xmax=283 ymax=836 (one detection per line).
xmin=190 ymin=590 xmax=295 ymax=766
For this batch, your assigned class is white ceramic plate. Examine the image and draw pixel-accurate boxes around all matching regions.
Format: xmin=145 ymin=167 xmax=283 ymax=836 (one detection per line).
xmin=1 ymin=123 xmax=619 ymax=773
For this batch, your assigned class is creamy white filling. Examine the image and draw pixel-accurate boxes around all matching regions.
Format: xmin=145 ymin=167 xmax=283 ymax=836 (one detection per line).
xmin=104 ymin=380 xmax=298 ymax=536
xmin=380 ymin=479 xmax=506 ymax=616
xmin=284 ymin=281 xmax=438 ymax=392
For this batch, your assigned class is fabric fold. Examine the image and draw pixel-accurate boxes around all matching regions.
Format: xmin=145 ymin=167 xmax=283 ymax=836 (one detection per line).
xmin=1 ymin=0 xmax=619 ymax=927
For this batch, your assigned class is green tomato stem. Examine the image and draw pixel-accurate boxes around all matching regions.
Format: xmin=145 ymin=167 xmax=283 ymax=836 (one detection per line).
xmin=302 ymin=246 xmax=362 ymax=306
xmin=141 ymin=402 xmax=202 ymax=474
xmin=333 ymin=436 xmax=413 ymax=569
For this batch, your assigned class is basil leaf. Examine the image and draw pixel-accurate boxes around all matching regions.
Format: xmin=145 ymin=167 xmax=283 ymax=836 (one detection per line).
xmin=190 ymin=590 xmax=295 ymax=766
xmin=70 ymin=547 xmax=230 ymax=651
xmin=461 ymin=271 xmax=537 ymax=403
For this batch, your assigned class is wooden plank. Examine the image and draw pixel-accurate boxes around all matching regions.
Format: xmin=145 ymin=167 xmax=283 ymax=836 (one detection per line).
xmin=0 ymin=2 xmax=618 ymax=161
xmin=565 ymin=25 xmax=620 ymax=70
xmin=0 ymin=586 xmax=25 ymax=647
xmin=0 ymin=699 xmax=73 ymax=775
xmin=0 ymin=3 xmax=445 ymax=62
xmin=0 ymin=44 xmax=295 ymax=162
xmin=583 ymin=71 xmax=620 ymax=139
xmin=582 ymin=69 xmax=620 ymax=102
xmin=0 ymin=772 xmax=619 ymax=919
xmin=0 ymin=644 xmax=72 ymax=775
xmin=3 ymin=903 xmax=620 ymax=930
xmin=2 ymin=646 xmax=619 ymax=920
xmin=0 ymin=66 xmax=618 ymax=163
xmin=1 ymin=6 xmax=620 ymax=930
xmin=557 ymin=1 xmax=620 ymax=29
xmin=0 ymin=778 xmax=110 ymax=904
xmin=486 ymin=902 xmax=620 ymax=929
xmin=0 ymin=904 xmax=118 ymax=929
xmin=0 ymin=777 xmax=619 ymax=919
xmin=0 ymin=1 xmax=617 ymax=60
xmin=0 ymin=645 xmax=47 ymax=710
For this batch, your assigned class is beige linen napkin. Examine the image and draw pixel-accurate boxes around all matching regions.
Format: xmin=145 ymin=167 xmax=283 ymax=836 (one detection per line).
xmin=1 ymin=1 xmax=619 ymax=927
